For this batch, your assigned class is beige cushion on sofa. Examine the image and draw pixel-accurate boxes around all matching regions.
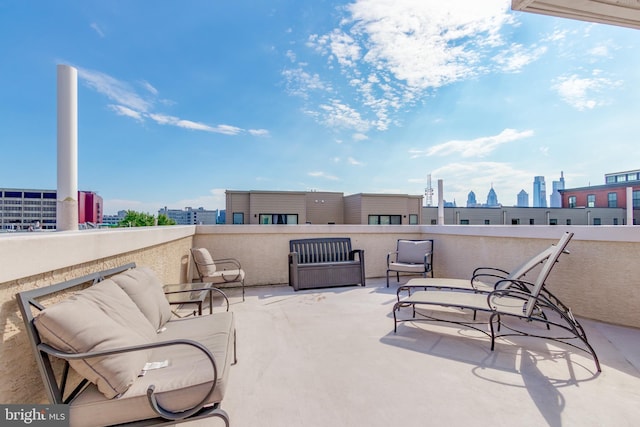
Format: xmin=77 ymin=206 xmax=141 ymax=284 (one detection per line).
xmin=111 ymin=267 xmax=172 ymax=329
xmin=34 ymin=279 xmax=156 ymax=399
xmin=68 ymin=312 xmax=235 ymax=427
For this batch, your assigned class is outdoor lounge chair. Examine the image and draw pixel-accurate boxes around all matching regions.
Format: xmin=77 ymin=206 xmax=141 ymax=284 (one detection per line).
xmin=393 ymin=232 xmax=601 ymax=372
xmin=191 ymin=248 xmax=246 ymax=301
xmin=386 ymin=239 xmax=433 ymax=287
xmin=396 ymin=233 xmax=570 ymax=299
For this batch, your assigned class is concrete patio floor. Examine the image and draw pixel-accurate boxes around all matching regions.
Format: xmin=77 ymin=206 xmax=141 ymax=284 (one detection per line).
xmin=187 ymin=278 xmax=640 ymax=427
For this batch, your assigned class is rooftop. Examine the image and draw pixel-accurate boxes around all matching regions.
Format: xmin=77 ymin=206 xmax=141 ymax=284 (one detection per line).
xmin=184 ymin=278 xmax=640 ymax=427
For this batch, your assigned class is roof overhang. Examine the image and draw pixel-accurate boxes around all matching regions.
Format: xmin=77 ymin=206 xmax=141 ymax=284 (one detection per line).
xmin=511 ymin=0 xmax=640 ymax=30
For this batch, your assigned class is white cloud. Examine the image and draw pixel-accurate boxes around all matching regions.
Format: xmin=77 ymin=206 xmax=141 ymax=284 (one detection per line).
xmin=431 ymin=161 xmax=535 ymax=205
xmin=493 ymin=43 xmax=547 ymax=72
xmin=318 ymin=99 xmax=370 ymax=132
xmin=286 ymin=0 xmax=538 ymax=133
xmin=308 ymin=171 xmax=339 ymax=180
xmin=90 ymin=23 xmax=105 ymax=38
xmin=249 ymin=129 xmax=270 ymax=137
xmin=77 ymin=66 xmax=267 ymax=137
xmin=347 ymin=157 xmax=364 ymax=165
xmin=78 ymin=67 xmax=152 ymax=112
xmin=140 ymin=80 xmax=159 ymax=96
xmin=352 ymin=133 xmax=368 ymax=141
xmin=553 ymin=73 xmax=622 ymax=110
xmin=108 ymin=105 xmax=144 ymax=122
xmin=282 ymin=68 xmax=330 ymax=99
xmin=411 ymin=128 xmax=534 ymax=158
xmin=148 ymin=113 xmax=243 ymax=134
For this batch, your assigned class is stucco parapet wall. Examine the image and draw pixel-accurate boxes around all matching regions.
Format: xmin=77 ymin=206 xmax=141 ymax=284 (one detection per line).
xmin=0 ymin=226 xmax=195 ymax=284
xmin=423 ymin=224 xmax=640 ymax=242
xmin=196 ymin=223 xmax=640 ymax=242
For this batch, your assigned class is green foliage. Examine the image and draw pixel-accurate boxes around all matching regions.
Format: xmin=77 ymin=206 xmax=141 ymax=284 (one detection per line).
xmin=157 ymin=214 xmax=176 ymax=225
xmin=118 ymin=210 xmax=176 ymax=227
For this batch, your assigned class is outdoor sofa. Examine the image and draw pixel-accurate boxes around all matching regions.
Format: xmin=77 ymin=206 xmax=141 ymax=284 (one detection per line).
xmin=16 ymin=263 xmax=236 ymax=427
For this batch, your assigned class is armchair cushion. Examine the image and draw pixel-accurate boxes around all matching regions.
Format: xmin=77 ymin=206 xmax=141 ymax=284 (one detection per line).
xmin=397 ymin=240 xmax=432 ymax=264
xmin=111 ymin=267 xmax=173 ymax=329
xmin=34 ymin=279 xmax=156 ymax=399
xmin=191 ymin=248 xmax=217 ymax=276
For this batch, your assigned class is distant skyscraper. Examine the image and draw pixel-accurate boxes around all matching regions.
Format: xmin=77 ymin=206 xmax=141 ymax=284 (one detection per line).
xmin=533 ymin=176 xmax=547 ymax=208
xmin=466 ymin=191 xmax=478 ymax=207
xmin=517 ymin=189 xmax=529 ymax=207
xmin=486 ymin=186 xmax=499 ymax=207
xmin=550 ymin=171 xmax=565 ymax=208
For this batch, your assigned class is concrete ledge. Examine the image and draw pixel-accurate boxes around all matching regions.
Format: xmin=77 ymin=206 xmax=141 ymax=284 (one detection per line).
xmin=0 ymin=226 xmax=195 ymax=283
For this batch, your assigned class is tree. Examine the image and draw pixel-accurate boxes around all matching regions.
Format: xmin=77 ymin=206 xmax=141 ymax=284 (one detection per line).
xmin=157 ymin=214 xmax=176 ymax=225
xmin=118 ymin=210 xmax=176 ymax=227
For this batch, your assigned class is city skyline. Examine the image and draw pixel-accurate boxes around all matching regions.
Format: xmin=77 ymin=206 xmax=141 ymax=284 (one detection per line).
xmin=2 ymin=1 xmax=640 ymax=214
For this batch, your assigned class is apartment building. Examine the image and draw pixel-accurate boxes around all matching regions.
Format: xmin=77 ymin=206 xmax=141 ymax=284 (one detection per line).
xmin=560 ymin=169 xmax=640 ymax=223
xmin=0 ymin=188 xmax=102 ymax=230
xmin=225 ymin=190 xmax=422 ymax=225
xmin=158 ymin=206 xmax=219 ymax=225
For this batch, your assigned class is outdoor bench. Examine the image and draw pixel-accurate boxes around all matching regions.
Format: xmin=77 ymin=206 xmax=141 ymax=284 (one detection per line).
xmin=16 ymin=263 xmax=236 ymax=427
xmin=288 ymin=237 xmax=365 ymax=291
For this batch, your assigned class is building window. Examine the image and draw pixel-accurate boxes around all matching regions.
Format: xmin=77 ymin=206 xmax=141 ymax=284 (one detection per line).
xmin=460 ymin=219 xmax=469 ymax=225
xmin=368 ymin=215 xmax=401 ymax=225
xmin=566 ymin=219 xmax=572 ymax=225
xmin=511 ymin=219 xmax=520 ymax=225
xmin=232 ymin=212 xmax=244 ymax=224
xmin=485 ymin=219 xmax=490 ymax=225
xmin=593 ymin=218 xmax=601 ymax=225
xmin=613 ymin=218 xmax=619 ymax=225
xmin=259 ymin=214 xmax=298 ymax=225
xmin=430 ymin=219 xmax=437 ymax=225
xmin=608 ymin=192 xmax=617 ymax=208
xmin=409 ymin=214 xmax=418 ymax=225
xmin=633 ymin=191 xmax=640 ymax=208
xmin=587 ymin=194 xmax=596 ymax=208
xmin=529 ymin=219 xmax=535 ymax=225
xmin=549 ymin=218 xmax=558 ymax=225
xmin=568 ymin=196 xmax=577 ymax=208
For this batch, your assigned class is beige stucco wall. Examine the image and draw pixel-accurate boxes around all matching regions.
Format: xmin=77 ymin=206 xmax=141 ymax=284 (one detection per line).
xmin=192 ymin=224 xmax=428 ymax=285
xmin=0 ymin=228 xmax=194 ymax=404
xmin=193 ymin=224 xmax=640 ymax=329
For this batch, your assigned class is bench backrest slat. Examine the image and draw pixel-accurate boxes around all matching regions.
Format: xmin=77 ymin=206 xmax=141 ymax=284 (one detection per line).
xmin=290 ymin=238 xmax=353 ymax=264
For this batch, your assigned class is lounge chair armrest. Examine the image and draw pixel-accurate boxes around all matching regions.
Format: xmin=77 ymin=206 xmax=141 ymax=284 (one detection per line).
xmin=397 ymin=284 xmax=484 ymax=301
xmin=472 ymin=266 xmax=510 ymax=277
xmin=38 ymin=339 xmax=220 ymax=421
xmin=470 ymin=273 xmax=509 ymax=289
xmin=493 ymin=277 xmax=536 ymax=293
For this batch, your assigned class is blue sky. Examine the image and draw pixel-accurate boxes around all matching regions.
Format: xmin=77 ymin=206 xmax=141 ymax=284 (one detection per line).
xmin=2 ymin=0 xmax=640 ymax=214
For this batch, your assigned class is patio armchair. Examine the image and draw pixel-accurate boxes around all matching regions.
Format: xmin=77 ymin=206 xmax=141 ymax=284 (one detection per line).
xmin=393 ymin=231 xmax=601 ymax=372
xmin=191 ymin=248 xmax=246 ymax=301
xmin=386 ymin=239 xmax=434 ymax=287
